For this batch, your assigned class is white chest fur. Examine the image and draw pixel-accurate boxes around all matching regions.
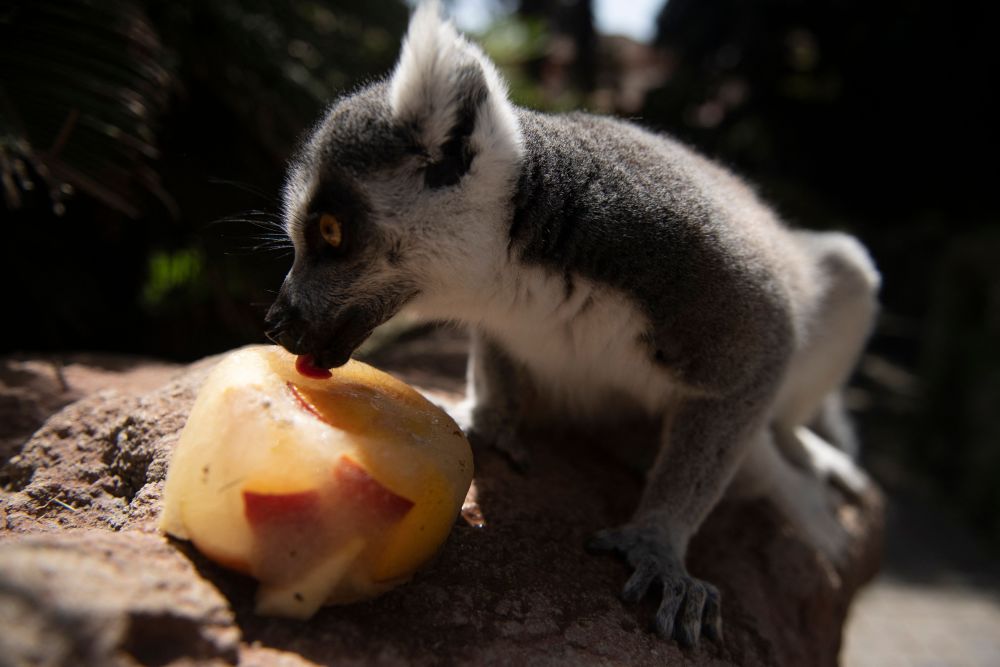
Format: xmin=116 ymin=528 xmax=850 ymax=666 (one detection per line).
xmin=476 ymin=264 xmax=673 ymax=419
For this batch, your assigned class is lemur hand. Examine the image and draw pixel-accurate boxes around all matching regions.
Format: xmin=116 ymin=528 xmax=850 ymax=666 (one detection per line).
xmin=587 ymin=522 xmax=723 ymax=646
xmin=451 ymin=398 xmax=530 ymax=471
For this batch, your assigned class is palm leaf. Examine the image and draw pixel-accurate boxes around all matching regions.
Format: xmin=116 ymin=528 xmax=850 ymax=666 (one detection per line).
xmin=0 ymin=0 xmax=172 ymax=216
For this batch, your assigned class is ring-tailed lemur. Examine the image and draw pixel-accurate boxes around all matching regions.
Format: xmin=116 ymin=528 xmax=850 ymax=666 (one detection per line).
xmin=265 ymin=1 xmax=879 ymax=646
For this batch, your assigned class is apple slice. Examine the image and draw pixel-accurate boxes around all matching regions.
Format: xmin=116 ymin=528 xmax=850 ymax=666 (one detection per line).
xmin=244 ymin=489 xmax=322 ymax=525
xmin=332 ymin=456 xmax=414 ymax=523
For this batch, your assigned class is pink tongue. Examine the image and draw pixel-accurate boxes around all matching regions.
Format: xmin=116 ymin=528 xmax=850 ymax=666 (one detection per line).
xmin=295 ymin=354 xmax=332 ymax=379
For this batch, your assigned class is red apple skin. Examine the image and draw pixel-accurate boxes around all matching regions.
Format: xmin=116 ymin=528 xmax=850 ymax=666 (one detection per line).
xmin=333 ymin=457 xmax=414 ymax=523
xmin=241 ymin=458 xmax=413 ymax=538
xmin=286 ymin=382 xmax=331 ymax=426
xmin=243 ymin=489 xmax=322 ymax=525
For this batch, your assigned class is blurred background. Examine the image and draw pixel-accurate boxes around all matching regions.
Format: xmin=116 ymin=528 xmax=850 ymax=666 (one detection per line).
xmin=1 ymin=0 xmax=998 ymax=661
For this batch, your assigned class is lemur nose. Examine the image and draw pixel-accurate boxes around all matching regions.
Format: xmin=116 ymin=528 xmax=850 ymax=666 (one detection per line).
xmin=264 ymin=299 xmax=303 ymax=348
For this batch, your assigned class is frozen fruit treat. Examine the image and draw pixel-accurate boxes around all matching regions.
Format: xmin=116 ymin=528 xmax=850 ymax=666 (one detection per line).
xmin=159 ymin=345 xmax=473 ymax=618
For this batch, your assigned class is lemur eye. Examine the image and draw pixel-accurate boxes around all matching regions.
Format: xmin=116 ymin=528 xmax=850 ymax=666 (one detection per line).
xmin=319 ymin=214 xmax=343 ymax=248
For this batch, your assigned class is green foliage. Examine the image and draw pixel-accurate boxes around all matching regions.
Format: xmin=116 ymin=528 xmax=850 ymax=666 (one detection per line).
xmin=475 ymin=15 xmax=583 ymax=112
xmin=141 ymin=247 xmax=204 ymax=308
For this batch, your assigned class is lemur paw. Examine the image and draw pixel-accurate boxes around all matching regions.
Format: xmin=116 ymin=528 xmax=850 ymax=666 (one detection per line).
xmin=453 ymin=399 xmax=529 ymax=470
xmin=587 ymin=525 xmax=722 ymax=646
xmin=467 ymin=423 xmax=529 ymax=471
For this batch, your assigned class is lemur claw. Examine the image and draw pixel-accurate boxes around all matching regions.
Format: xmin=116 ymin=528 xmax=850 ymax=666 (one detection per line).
xmin=587 ymin=525 xmax=723 ymax=646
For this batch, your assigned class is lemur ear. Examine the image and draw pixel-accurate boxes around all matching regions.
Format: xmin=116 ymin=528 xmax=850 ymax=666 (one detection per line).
xmin=388 ymin=1 xmax=520 ymax=187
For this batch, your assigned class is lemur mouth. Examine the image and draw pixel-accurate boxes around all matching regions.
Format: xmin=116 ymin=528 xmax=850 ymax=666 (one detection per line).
xmin=267 ymin=305 xmax=376 ymax=370
xmin=305 ymin=313 xmax=375 ymax=370
xmin=310 ymin=330 xmax=373 ymax=369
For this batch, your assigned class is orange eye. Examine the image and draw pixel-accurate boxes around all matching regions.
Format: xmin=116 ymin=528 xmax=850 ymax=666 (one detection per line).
xmin=319 ymin=213 xmax=342 ymax=248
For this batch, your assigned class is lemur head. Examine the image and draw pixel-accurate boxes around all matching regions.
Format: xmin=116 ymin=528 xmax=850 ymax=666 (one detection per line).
xmin=265 ymin=1 xmax=522 ymax=368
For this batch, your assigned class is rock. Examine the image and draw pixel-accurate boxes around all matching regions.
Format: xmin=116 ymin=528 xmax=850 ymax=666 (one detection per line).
xmin=0 ymin=335 xmax=883 ymax=666
xmin=0 ymin=354 xmax=181 ymax=463
xmin=0 ymin=355 xmax=217 ymax=535
xmin=0 ymin=530 xmax=239 ymax=667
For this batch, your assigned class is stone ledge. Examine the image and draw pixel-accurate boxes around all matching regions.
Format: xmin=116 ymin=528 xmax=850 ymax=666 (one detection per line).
xmin=0 ymin=343 xmax=882 ymax=666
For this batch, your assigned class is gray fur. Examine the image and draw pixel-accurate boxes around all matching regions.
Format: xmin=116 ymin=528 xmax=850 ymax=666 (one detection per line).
xmin=265 ymin=3 xmax=880 ymax=647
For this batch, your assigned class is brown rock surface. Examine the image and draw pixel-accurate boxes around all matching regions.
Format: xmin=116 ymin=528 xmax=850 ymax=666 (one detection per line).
xmin=0 ymin=335 xmax=883 ymax=666
xmin=0 ymin=353 xmax=179 ymax=463
xmin=0 ymin=530 xmax=239 ymax=667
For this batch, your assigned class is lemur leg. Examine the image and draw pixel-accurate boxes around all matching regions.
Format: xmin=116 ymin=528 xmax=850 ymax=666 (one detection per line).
xmin=771 ymin=232 xmax=879 ymax=493
xmin=792 ymin=424 xmax=869 ymax=496
xmin=811 ymin=391 xmax=859 ymax=459
xmin=735 ymin=429 xmax=854 ymax=563
xmin=454 ymin=330 xmax=532 ymax=468
xmin=589 ymin=392 xmax=775 ymax=646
